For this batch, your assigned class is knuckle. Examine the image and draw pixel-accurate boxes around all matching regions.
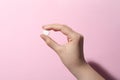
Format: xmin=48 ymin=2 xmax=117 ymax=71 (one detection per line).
xmin=74 ymin=32 xmax=84 ymax=40
xmin=62 ymin=24 xmax=71 ymax=29
xmin=62 ymin=24 xmax=67 ymax=27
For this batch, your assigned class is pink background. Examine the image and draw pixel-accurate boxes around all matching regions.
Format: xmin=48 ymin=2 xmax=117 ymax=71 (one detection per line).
xmin=0 ymin=0 xmax=120 ymax=80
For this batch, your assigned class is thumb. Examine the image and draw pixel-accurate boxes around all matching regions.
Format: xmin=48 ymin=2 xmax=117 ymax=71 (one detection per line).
xmin=40 ymin=34 xmax=60 ymax=52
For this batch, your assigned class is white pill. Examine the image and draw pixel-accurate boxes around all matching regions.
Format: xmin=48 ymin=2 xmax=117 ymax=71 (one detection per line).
xmin=43 ymin=30 xmax=50 ymax=35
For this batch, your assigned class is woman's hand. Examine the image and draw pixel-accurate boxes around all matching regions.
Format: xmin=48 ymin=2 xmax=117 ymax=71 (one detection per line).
xmin=40 ymin=24 xmax=86 ymax=69
xmin=40 ymin=24 xmax=105 ymax=80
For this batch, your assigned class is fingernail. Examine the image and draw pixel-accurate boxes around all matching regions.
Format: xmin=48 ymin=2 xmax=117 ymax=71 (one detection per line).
xmin=42 ymin=25 xmax=48 ymax=29
xmin=40 ymin=34 xmax=46 ymax=40
xmin=40 ymin=34 xmax=44 ymax=38
xmin=42 ymin=26 xmax=45 ymax=29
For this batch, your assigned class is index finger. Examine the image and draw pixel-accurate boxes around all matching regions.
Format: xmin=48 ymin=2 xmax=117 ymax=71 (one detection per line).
xmin=43 ymin=24 xmax=75 ymax=38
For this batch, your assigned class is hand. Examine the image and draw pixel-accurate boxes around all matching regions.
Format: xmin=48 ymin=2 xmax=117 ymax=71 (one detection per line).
xmin=40 ymin=24 xmax=86 ymax=69
xmin=40 ymin=24 xmax=105 ymax=80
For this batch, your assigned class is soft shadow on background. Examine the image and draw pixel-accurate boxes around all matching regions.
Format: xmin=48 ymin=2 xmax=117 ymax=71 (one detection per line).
xmin=88 ymin=61 xmax=117 ymax=80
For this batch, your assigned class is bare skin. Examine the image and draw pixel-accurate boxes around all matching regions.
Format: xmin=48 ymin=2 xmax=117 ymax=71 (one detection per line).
xmin=40 ymin=24 xmax=105 ymax=80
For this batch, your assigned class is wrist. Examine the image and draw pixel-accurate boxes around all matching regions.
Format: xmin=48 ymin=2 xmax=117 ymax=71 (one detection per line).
xmin=66 ymin=61 xmax=87 ymax=78
xmin=68 ymin=63 xmax=105 ymax=80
